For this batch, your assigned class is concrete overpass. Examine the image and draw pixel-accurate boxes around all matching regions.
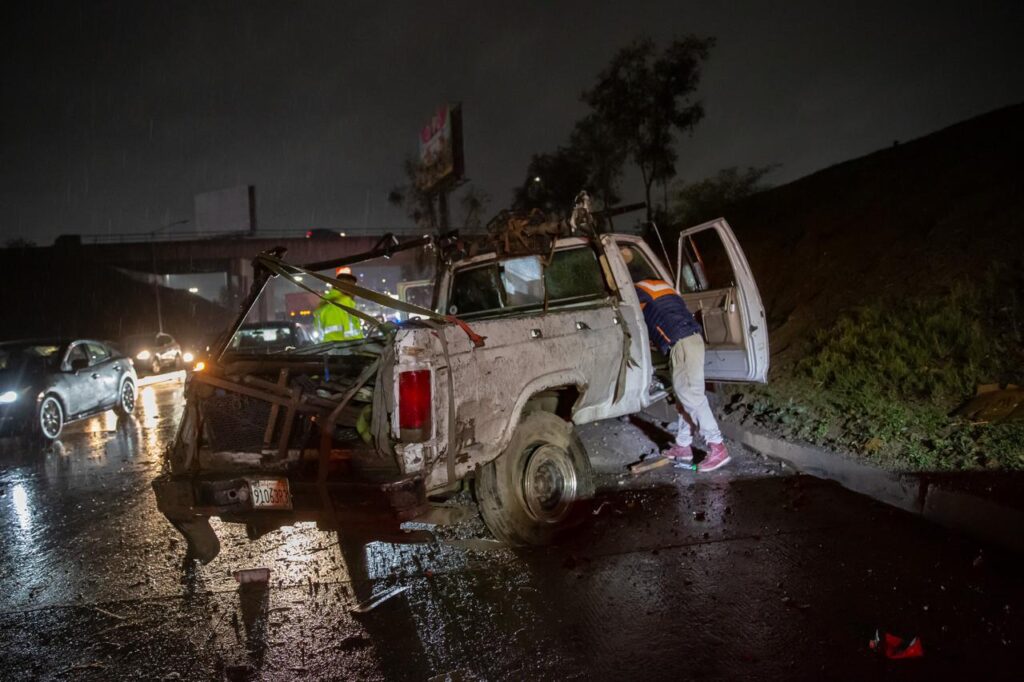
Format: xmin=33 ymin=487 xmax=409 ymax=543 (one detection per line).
xmin=52 ymin=231 xmax=409 ymax=306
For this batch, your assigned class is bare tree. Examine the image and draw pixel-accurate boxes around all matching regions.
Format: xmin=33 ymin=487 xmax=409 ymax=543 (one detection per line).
xmin=583 ymin=36 xmax=714 ymax=222
xmin=459 ymin=185 xmax=491 ymax=230
xmin=387 ymin=156 xmax=439 ymax=231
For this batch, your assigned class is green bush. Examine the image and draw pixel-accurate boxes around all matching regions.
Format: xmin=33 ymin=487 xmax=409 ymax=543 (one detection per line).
xmin=730 ymin=267 xmax=1024 ymax=470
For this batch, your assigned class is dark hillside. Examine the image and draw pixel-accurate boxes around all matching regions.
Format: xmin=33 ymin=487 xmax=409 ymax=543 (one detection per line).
xmin=722 ymin=102 xmax=1024 ymax=366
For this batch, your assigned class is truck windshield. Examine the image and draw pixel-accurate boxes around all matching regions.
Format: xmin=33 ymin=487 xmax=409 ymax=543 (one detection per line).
xmin=448 ymin=245 xmax=608 ymax=318
xmin=229 ymin=242 xmax=439 ymax=351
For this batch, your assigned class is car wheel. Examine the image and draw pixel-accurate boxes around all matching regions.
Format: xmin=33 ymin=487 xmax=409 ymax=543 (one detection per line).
xmin=37 ymin=395 xmax=64 ymax=441
xmin=476 ymin=411 xmax=595 ymax=546
xmin=173 ymin=353 xmax=183 ymax=370
xmin=115 ymin=380 xmax=136 ymax=417
xmin=150 ymin=358 xmax=161 ymax=374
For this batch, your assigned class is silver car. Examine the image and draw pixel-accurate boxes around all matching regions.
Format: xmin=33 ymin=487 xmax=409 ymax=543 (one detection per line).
xmin=0 ymin=339 xmax=138 ymax=441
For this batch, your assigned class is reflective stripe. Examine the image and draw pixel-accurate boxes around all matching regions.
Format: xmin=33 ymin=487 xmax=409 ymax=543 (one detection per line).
xmin=637 ymin=279 xmax=678 ymax=300
xmin=323 ymin=324 xmax=346 ymax=333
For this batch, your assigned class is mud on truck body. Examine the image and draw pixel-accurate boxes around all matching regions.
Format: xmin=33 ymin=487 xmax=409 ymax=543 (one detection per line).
xmin=153 ymin=212 xmax=768 ymax=562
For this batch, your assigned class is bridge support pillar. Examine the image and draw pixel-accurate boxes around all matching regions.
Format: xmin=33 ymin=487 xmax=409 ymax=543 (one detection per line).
xmin=227 ymin=257 xmax=271 ymax=322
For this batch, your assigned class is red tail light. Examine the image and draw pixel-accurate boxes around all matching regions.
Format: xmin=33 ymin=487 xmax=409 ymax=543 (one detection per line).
xmin=398 ymin=369 xmax=432 ymax=440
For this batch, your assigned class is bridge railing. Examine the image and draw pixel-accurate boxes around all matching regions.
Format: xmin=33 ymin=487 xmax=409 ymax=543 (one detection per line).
xmin=76 ymin=227 xmax=431 ymax=245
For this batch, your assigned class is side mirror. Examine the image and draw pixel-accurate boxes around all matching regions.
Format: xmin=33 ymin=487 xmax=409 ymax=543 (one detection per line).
xmin=70 ymin=358 xmax=89 ymax=371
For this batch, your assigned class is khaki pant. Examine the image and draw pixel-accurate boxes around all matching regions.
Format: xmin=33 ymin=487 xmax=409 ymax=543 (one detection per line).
xmin=670 ymin=333 xmax=723 ymax=447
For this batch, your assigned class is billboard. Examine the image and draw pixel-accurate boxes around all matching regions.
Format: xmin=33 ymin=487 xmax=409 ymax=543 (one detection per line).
xmin=416 ymin=103 xmax=464 ymax=192
xmin=194 ymin=185 xmax=256 ymax=233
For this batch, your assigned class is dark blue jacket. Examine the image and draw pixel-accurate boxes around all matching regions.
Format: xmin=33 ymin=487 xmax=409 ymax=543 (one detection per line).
xmin=634 ymin=279 xmax=702 ymax=355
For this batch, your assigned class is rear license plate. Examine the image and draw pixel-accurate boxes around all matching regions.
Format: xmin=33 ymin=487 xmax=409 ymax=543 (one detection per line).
xmin=248 ymin=478 xmax=292 ymax=510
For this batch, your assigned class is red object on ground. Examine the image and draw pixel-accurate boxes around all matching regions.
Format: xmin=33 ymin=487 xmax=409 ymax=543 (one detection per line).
xmin=869 ymin=630 xmax=924 ymax=659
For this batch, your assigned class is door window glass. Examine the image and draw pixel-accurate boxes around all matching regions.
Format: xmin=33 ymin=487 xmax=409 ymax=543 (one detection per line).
xmin=449 ymin=264 xmax=503 ymax=315
xmin=86 ymin=343 xmax=110 ymax=365
xmin=680 ymin=229 xmax=735 ymax=292
xmin=500 ymin=256 xmax=544 ymax=308
xmin=66 ymin=344 xmax=88 ymax=368
xmin=545 ymin=248 xmax=607 ymax=302
xmin=157 ymin=334 xmax=173 ymax=346
xmin=618 ymin=244 xmax=661 ymax=284
xmin=449 ymin=247 xmax=608 ymax=318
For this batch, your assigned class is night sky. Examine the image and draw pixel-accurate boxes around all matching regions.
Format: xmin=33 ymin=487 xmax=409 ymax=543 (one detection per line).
xmin=3 ymin=1 xmax=1022 ymax=244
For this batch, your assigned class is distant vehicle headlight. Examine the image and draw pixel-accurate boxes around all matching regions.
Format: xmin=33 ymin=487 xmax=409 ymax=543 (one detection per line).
xmin=182 ymin=352 xmax=194 ymax=363
xmin=0 ymin=390 xmax=18 ymax=404
xmin=136 ymin=350 xmax=151 ymax=361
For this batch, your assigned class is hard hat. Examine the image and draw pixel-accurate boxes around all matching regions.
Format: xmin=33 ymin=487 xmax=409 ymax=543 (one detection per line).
xmin=334 ymin=266 xmax=357 ymax=284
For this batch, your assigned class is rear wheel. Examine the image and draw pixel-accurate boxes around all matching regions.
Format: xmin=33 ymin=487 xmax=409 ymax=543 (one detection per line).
xmin=37 ymin=395 xmax=64 ymax=441
xmin=115 ymin=380 xmax=136 ymax=417
xmin=476 ymin=411 xmax=595 ymax=546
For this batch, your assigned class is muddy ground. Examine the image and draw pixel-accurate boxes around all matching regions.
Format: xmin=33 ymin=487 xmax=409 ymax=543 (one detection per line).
xmin=0 ymin=379 xmax=1021 ymax=680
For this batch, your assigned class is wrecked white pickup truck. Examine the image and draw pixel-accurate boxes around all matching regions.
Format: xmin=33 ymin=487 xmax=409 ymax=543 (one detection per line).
xmin=153 ymin=210 xmax=767 ymax=561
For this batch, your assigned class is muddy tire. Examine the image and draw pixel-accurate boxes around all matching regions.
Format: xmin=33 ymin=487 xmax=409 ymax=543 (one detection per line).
xmin=476 ymin=411 xmax=595 ymax=546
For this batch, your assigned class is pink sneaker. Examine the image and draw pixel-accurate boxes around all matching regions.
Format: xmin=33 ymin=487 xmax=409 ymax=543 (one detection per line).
xmin=662 ymin=444 xmax=693 ymax=462
xmin=697 ymin=442 xmax=731 ymax=472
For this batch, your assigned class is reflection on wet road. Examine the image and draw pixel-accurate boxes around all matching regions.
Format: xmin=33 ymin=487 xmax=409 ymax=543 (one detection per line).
xmin=0 ymin=381 xmax=1021 ymax=680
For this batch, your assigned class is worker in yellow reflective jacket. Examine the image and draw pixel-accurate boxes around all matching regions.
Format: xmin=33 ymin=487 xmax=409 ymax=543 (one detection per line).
xmin=314 ymin=268 xmax=364 ymax=342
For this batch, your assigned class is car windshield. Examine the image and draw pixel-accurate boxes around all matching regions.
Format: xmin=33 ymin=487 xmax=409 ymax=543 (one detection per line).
xmin=0 ymin=343 xmax=62 ymax=371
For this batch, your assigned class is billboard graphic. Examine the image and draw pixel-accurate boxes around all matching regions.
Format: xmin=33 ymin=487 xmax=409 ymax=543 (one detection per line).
xmin=416 ymin=104 xmax=464 ymax=192
xmin=194 ymin=185 xmax=256 ymax=233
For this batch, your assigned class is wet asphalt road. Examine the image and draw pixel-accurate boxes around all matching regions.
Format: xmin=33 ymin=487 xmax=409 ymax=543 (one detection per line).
xmin=1 ymin=379 xmax=1022 ymax=681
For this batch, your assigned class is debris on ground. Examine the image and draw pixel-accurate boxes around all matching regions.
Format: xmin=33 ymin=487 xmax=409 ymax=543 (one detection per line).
xmin=232 ymin=568 xmax=271 ymax=586
xmin=444 ymin=538 xmax=506 ymax=551
xmin=628 ymin=456 xmax=671 ymax=475
xmin=955 ymin=384 xmax=1024 ymax=423
xmin=869 ymin=630 xmax=924 ymax=659
xmin=224 ymin=663 xmax=257 ymax=681
xmin=350 ymin=585 xmax=410 ymax=614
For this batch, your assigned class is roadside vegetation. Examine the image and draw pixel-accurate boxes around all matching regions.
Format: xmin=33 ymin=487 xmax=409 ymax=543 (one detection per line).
xmin=726 ymin=267 xmax=1024 ymax=470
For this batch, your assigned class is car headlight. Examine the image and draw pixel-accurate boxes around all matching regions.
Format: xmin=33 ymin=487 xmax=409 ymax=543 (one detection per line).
xmin=193 ymin=361 xmax=206 ymax=372
xmin=0 ymin=390 xmax=18 ymax=404
xmin=136 ymin=350 xmax=151 ymax=361
xmin=182 ymin=352 xmax=194 ymax=363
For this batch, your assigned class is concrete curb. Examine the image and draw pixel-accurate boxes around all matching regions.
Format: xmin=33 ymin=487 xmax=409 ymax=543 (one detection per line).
xmin=720 ymin=421 xmax=1024 ymax=554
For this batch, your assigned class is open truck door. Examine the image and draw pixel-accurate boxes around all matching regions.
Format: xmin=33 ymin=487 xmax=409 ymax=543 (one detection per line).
xmin=676 ymin=218 xmax=769 ymax=383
